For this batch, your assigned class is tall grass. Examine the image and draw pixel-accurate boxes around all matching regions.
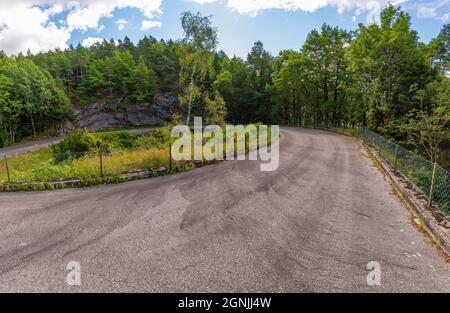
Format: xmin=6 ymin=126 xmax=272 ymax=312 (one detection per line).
xmin=0 ymin=124 xmax=275 ymax=184
xmin=0 ymin=147 xmax=171 ymax=182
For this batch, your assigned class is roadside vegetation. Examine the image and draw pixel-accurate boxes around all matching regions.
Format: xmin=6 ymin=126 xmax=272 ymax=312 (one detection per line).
xmin=0 ymin=129 xmax=169 ymax=182
xmin=0 ymin=125 xmax=272 ymax=191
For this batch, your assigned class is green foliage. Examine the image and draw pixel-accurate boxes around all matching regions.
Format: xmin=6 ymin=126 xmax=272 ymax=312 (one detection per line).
xmin=0 ymin=56 xmax=72 ymax=144
xmin=96 ymin=131 xmax=136 ymax=150
xmin=51 ymin=129 xmax=173 ymax=165
xmin=129 ymin=58 xmax=157 ymax=102
xmin=400 ymin=79 xmax=450 ymax=165
xmin=0 ymin=74 xmax=22 ymax=147
xmin=52 ymin=131 xmax=100 ymax=163
xmin=32 ymin=36 xmax=176 ymax=105
xmin=429 ymin=24 xmax=450 ymax=75
xmin=213 ymin=44 xmax=274 ymax=124
xmin=137 ymin=36 xmax=180 ymax=92
xmin=268 ymin=6 xmax=448 ymax=167
xmin=204 ymin=92 xmax=227 ymax=126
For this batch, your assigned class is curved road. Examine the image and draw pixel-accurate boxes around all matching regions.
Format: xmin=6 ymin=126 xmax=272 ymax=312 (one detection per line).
xmin=0 ymin=128 xmax=448 ymax=292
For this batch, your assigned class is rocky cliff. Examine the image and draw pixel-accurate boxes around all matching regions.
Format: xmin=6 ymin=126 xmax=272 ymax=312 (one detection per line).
xmin=66 ymin=94 xmax=178 ymax=132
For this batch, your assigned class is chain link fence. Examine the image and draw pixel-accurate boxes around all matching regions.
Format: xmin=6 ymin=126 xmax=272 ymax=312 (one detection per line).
xmin=354 ymin=127 xmax=449 ymax=216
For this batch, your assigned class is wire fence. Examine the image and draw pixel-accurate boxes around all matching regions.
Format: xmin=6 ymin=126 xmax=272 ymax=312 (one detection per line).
xmin=353 ymin=127 xmax=450 ymax=216
xmin=0 ymin=131 xmax=270 ymax=191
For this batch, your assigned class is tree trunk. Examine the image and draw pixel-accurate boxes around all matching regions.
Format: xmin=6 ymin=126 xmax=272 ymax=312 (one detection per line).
xmin=30 ymin=113 xmax=36 ymax=140
xmin=9 ymin=124 xmax=13 ymax=144
xmin=292 ymin=88 xmax=296 ymax=126
xmin=186 ymin=62 xmax=197 ymax=125
xmin=333 ymin=62 xmax=340 ymax=126
xmin=316 ymin=88 xmax=320 ymax=128
xmin=109 ymin=78 xmax=113 ymax=98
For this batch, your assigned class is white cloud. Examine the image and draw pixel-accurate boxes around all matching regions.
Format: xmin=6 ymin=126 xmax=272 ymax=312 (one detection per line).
xmin=0 ymin=0 xmax=163 ymax=55
xmin=417 ymin=5 xmax=437 ymax=18
xmin=189 ymin=0 xmax=397 ymax=17
xmin=116 ymin=19 xmax=128 ymax=31
xmin=81 ymin=37 xmax=103 ymax=47
xmin=1 ymin=0 xmax=447 ymax=56
xmin=190 ymin=0 xmax=420 ymax=23
xmin=0 ymin=2 xmax=71 ymax=55
xmin=415 ymin=0 xmax=449 ymax=21
xmin=141 ymin=20 xmax=162 ymax=31
xmin=65 ymin=0 xmax=162 ymax=31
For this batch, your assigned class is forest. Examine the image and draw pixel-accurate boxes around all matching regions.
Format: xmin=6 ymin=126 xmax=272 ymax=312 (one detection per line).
xmin=0 ymin=5 xmax=449 ymax=167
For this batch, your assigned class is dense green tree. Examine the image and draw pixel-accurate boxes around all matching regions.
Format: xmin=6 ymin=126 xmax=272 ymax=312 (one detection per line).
xmin=137 ymin=36 xmax=180 ymax=92
xmin=0 ymin=75 xmax=22 ymax=145
xmin=130 ymin=58 xmax=157 ymax=102
xmin=348 ymin=5 xmax=434 ymax=137
xmin=0 ymin=57 xmax=71 ymax=143
xmin=429 ymin=24 xmax=450 ymax=75
xmin=404 ymin=79 xmax=450 ymax=163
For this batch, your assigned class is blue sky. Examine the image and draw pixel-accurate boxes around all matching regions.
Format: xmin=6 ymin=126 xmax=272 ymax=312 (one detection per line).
xmin=0 ymin=1 xmax=448 ymax=57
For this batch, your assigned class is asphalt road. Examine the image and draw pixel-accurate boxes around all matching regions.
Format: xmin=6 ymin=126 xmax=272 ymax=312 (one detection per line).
xmin=0 ymin=137 xmax=62 ymax=159
xmin=0 ymin=128 xmax=448 ymax=292
xmin=0 ymin=128 xmax=157 ymax=158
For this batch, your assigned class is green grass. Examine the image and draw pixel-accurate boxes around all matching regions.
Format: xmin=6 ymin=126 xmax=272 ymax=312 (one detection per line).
xmin=0 ymin=129 xmax=172 ymax=183
xmin=0 ymin=125 xmax=275 ymax=186
xmin=0 ymin=146 xmax=172 ymax=183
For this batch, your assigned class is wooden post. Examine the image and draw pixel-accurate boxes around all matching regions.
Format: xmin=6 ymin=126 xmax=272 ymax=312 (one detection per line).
xmin=99 ymin=150 xmax=104 ymax=178
xmin=4 ymin=156 xmax=11 ymax=184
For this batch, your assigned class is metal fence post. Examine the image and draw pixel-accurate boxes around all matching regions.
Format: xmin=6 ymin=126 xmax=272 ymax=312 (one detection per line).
xmin=428 ymin=162 xmax=437 ymax=208
xmin=4 ymin=156 xmax=11 ymax=184
xmin=394 ymin=144 xmax=399 ymax=172
xmin=99 ymin=150 xmax=104 ymax=178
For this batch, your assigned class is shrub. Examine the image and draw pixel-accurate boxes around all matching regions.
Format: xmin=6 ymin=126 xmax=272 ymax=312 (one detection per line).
xmin=96 ymin=131 xmax=136 ymax=150
xmin=52 ymin=131 xmax=100 ymax=163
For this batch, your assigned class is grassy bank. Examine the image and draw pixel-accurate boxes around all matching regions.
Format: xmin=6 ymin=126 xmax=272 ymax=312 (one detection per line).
xmin=0 ymin=125 xmax=274 ymax=191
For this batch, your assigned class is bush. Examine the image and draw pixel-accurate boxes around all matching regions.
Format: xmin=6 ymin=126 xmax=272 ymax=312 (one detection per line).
xmin=134 ymin=128 xmax=170 ymax=149
xmin=52 ymin=131 xmax=100 ymax=163
xmin=96 ymin=131 xmax=136 ymax=150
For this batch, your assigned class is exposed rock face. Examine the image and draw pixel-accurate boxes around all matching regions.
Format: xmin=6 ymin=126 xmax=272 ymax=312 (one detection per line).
xmin=71 ymin=94 xmax=177 ymax=132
